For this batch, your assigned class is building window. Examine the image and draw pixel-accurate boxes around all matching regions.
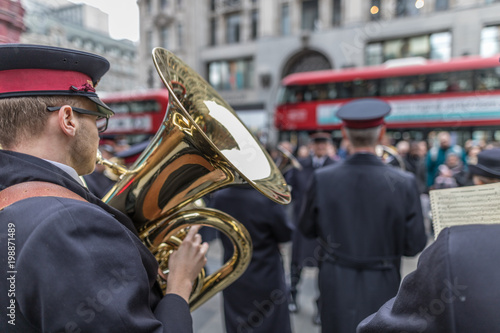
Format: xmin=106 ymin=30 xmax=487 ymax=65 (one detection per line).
xmin=370 ymin=0 xmax=381 ymax=21
xmin=145 ymin=0 xmax=152 ymax=14
xmin=177 ymin=23 xmax=183 ymax=49
xmin=366 ymin=43 xmax=383 ymax=65
xmin=210 ymin=18 xmax=217 ymax=46
xmin=210 ymin=0 xmax=216 ymax=11
xmin=302 ymin=0 xmax=318 ymax=31
xmin=396 ymin=0 xmax=420 ymax=17
xmin=161 ymin=27 xmax=169 ymax=49
xmin=435 ymin=0 xmax=448 ymax=11
xmin=146 ymin=30 xmax=153 ymax=53
xmin=481 ymin=25 xmax=500 ymax=57
xmin=332 ymin=0 xmax=342 ymax=26
xmin=365 ymin=32 xmax=451 ymax=65
xmin=208 ymin=58 xmax=254 ymax=91
xmin=251 ymin=10 xmax=258 ymax=40
xmin=161 ymin=0 xmax=168 ymax=9
xmin=281 ymin=3 xmax=290 ymax=36
xmin=226 ymin=13 xmax=241 ymax=44
xmin=429 ymin=32 xmax=451 ymax=60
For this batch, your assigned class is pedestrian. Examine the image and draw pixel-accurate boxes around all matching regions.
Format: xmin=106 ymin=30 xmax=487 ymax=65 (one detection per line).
xmin=426 ymin=131 xmax=466 ymax=189
xmin=286 ymin=132 xmax=336 ymax=325
xmin=468 ymin=147 xmax=500 ymax=185
xmin=299 ymin=98 xmax=427 ymax=333
xmin=0 ymin=44 xmax=208 ymax=333
xmin=209 ymin=184 xmax=294 ymax=333
xmin=357 ymin=147 xmax=500 ymax=332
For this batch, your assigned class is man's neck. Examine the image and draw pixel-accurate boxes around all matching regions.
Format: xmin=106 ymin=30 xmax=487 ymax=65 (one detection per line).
xmin=351 ymin=146 xmax=376 ymax=154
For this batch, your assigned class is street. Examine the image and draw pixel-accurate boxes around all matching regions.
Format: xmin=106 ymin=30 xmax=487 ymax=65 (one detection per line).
xmin=192 ymin=239 xmax=424 ymax=333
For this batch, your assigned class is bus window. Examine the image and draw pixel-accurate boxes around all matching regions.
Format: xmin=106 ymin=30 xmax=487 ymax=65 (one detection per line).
xmin=327 ymin=83 xmax=338 ymax=99
xmin=381 ymin=77 xmax=405 ymax=95
xmin=475 ymin=67 xmax=500 ymax=90
xmin=428 ymin=72 xmax=450 ymax=93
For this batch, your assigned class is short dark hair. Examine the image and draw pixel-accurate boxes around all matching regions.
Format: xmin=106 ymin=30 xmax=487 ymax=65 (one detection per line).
xmin=0 ymin=95 xmax=86 ymax=148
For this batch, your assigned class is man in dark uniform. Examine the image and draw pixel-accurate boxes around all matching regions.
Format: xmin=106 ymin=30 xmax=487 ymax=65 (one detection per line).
xmin=286 ymin=132 xmax=335 ymax=323
xmin=0 ymin=44 xmax=208 ymax=333
xmin=357 ymin=147 xmax=500 ymax=332
xmin=209 ymin=184 xmax=294 ymax=333
xmin=299 ymin=98 xmax=427 ymax=333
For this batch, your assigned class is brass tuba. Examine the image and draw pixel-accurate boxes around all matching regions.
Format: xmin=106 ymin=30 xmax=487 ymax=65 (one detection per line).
xmin=275 ymin=144 xmax=303 ymax=174
xmin=99 ymin=48 xmax=291 ymax=311
xmin=376 ymin=145 xmax=406 ymax=170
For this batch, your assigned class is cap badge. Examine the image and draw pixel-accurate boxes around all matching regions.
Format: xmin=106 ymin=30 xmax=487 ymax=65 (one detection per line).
xmin=70 ymin=80 xmax=95 ymax=93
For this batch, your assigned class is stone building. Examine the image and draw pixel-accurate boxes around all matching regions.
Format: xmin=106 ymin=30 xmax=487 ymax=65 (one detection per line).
xmin=19 ymin=0 xmax=139 ymax=93
xmin=138 ymin=0 xmax=500 ymax=142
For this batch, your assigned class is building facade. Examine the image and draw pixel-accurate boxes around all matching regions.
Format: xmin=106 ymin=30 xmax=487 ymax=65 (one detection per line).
xmin=0 ymin=0 xmax=25 ymax=43
xmin=19 ymin=0 xmax=139 ymax=93
xmin=137 ymin=0 xmax=500 ymax=143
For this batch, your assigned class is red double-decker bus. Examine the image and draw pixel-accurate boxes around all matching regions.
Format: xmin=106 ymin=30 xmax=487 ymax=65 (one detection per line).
xmin=101 ymin=89 xmax=169 ymax=144
xmin=275 ymin=54 xmax=500 ymax=145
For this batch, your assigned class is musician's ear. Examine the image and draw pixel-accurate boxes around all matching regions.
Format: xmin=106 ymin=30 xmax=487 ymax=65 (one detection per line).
xmin=58 ymin=105 xmax=77 ymax=137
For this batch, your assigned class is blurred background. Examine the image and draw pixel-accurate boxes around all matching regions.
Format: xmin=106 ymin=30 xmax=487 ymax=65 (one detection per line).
xmin=3 ymin=0 xmax=500 ymax=151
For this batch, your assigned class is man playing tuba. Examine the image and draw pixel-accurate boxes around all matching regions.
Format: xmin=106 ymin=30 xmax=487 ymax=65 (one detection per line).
xmin=0 ymin=44 xmax=208 ymax=333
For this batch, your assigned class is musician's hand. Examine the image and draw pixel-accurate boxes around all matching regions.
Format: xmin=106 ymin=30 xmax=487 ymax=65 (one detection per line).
xmin=165 ymin=225 xmax=209 ymax=302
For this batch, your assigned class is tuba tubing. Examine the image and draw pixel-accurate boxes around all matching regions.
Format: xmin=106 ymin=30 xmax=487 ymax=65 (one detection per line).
xmin=100 ymin=48 xmax=290 ymax=310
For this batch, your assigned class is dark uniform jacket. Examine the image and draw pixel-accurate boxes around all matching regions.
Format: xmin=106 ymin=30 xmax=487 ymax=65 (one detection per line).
xmin=209 ymin=185 xmax=294 ymax=333
xmin=83 ymin=170 xmax=116 ymax=199
xmin=286 ymin=154 xmax=335 ymax=268
xmin=357 ymin=224 xmax=500 ymax=333
xmin=299 ymin=153 xmax=427 ymax=333
xmin=0 ymin=150 xmax=192 ymax=333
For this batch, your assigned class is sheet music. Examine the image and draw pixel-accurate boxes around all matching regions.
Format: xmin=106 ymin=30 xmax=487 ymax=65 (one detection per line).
xmin=430 ymin=182 xmax=500 ymax=239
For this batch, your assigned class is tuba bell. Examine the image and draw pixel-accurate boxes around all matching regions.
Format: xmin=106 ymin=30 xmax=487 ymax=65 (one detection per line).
xmin=376 ymin=145 xmax=406 ymax=170
xmin=99 ymin=47 xmax=291 ymax=311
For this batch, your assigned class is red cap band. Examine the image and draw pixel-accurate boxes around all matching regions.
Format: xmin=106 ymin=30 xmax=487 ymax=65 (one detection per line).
xmin=342 ymin=118 xmax=385 ymax=129
xmin=0 ymin=69 xmax=94 ymax=95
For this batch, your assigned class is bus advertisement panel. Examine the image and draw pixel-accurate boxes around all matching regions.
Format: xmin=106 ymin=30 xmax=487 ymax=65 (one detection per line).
xmin=275 ymin=55 xmax=500 ymax=134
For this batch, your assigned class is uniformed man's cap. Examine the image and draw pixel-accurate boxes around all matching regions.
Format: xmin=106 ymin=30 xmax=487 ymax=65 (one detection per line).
xmin=336 ymin=98 xmax=390 ymax=129
xmin=468 ymin=148 xmax=500 ymax=179
xmin=0 ymin=44 xmax=114 ymax=117
xmin=310 ymin=132 xmax=332 ymax=143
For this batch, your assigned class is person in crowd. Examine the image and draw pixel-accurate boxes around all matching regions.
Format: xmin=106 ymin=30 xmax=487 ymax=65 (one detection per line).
xmin=337 ymin=137 xmax=352 ymax=159
xmin=432 ymin=152 xmax=469 ymax=189
xmin=286 ymin=132 xmax=336 ymax=325
xmin=357 ymin=148 xmax=500 ymax=332
xmin=209 ymin=184 xmax=294 ymax=333
xmin=299 ymin=98 xmax=427 ymax=333
xmin=83 ymin=143 xmax=117 ymax=198
xmin=468 ymin=147 xmax=500 ymax=185
xmin=0 ymin=44 xmax=208 ymax=333
xmin=426 ymin=131 xmax=466 ymax=189
xmin=396 ymin=140 xmax=410 ymax=159
xmin=403 ymin=141 xmax=427 ymax=194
